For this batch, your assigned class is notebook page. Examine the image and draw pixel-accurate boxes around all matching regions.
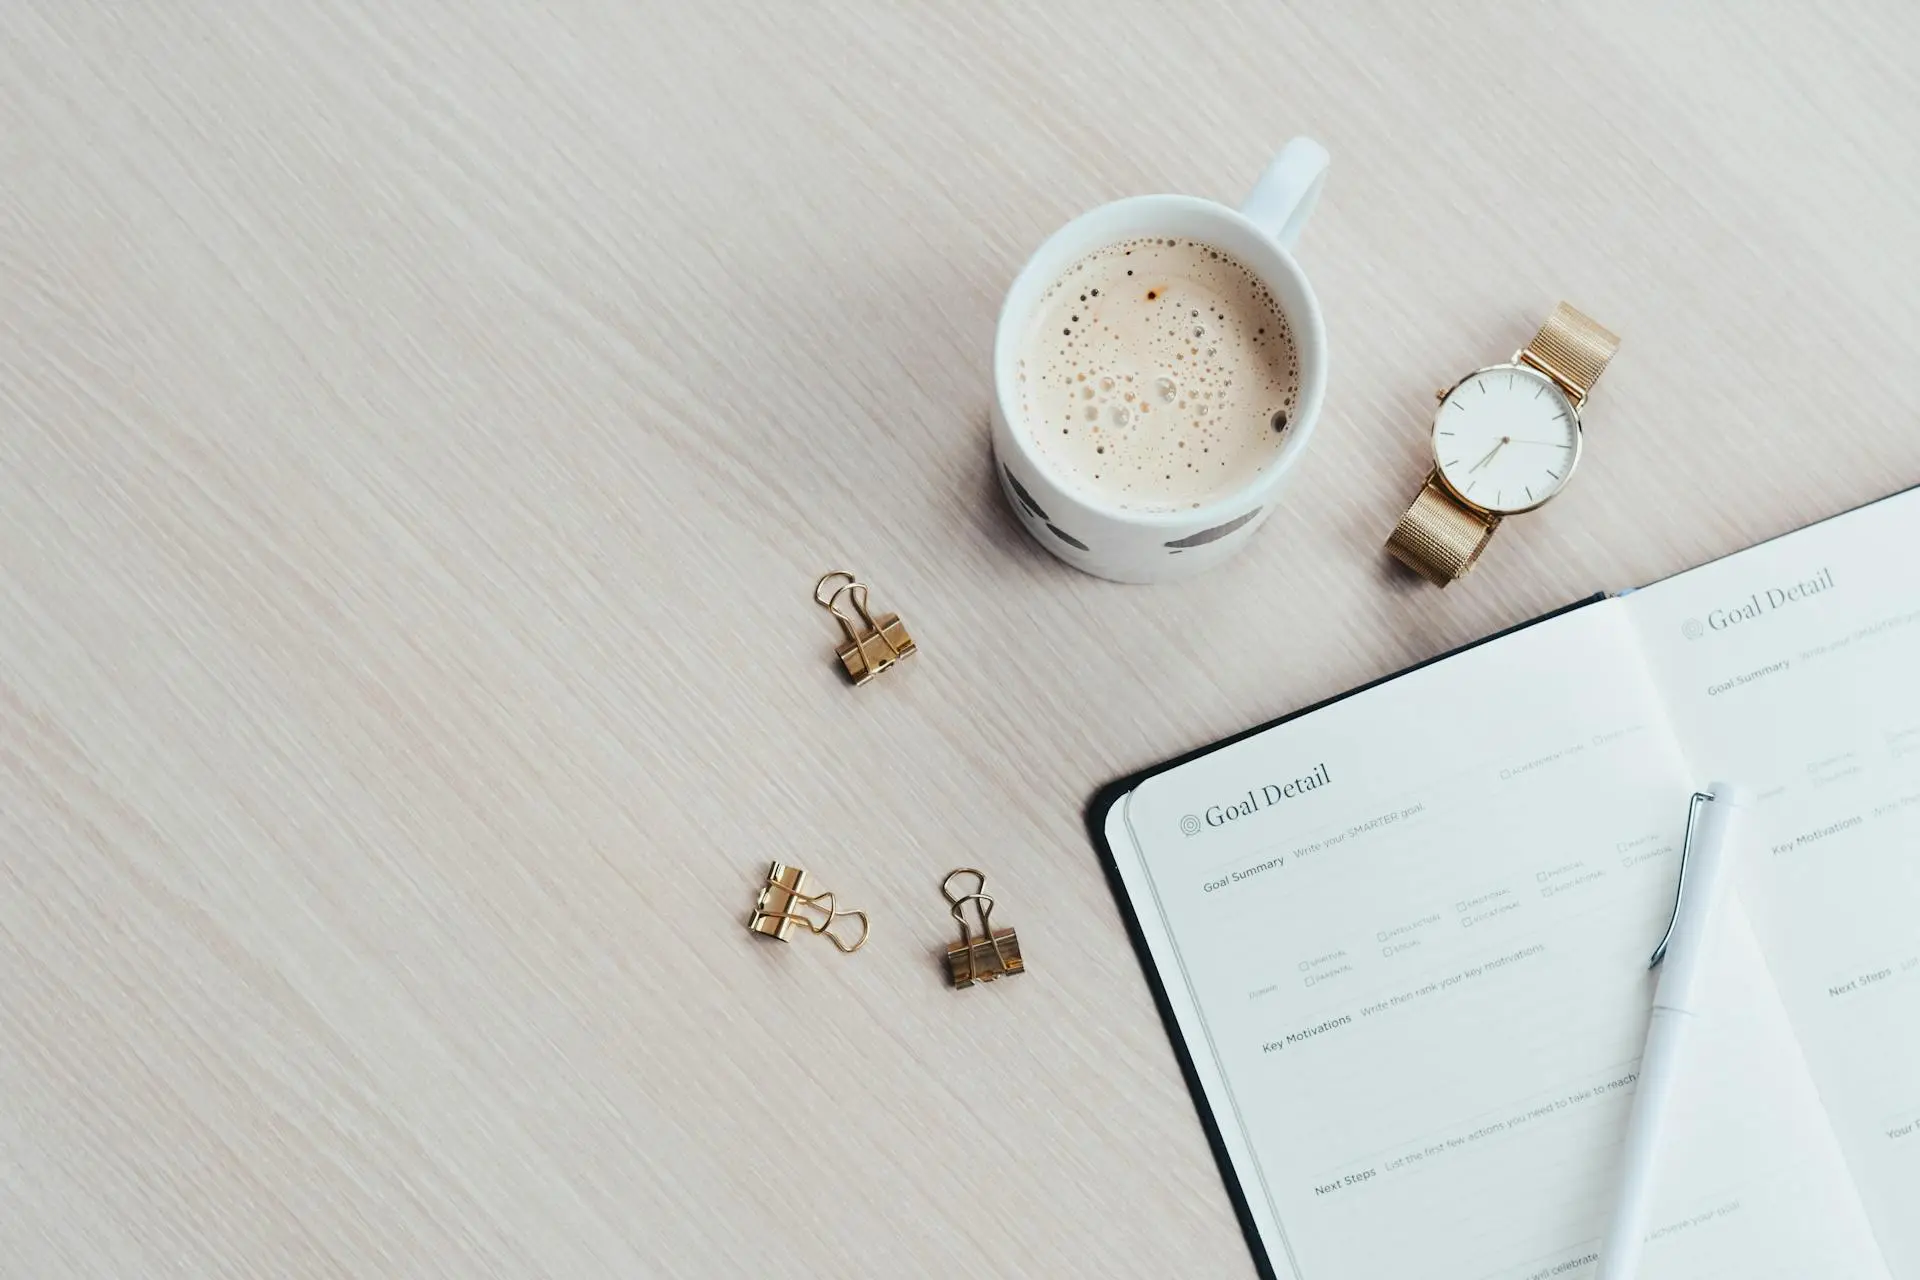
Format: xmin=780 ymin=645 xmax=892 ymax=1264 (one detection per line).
xmin=1109 ymin=599 xmax=1883 ymax=1279
xmin=1625 ymin=487 xmax=1920 ymax=1275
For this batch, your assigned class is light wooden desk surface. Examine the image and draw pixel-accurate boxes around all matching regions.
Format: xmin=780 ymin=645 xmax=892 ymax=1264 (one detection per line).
xmin=4 ymin=2 xmax=1917 ymax=1275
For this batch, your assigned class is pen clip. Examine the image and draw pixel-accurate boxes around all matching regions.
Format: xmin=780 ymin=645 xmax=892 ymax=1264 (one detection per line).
xmin=1649 ymin=790 xmax=1714 ymax=970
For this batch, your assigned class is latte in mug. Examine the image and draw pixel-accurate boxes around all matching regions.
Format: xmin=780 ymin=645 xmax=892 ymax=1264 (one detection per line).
xmin=1012 ymin=238 xmax=1300 ymax=512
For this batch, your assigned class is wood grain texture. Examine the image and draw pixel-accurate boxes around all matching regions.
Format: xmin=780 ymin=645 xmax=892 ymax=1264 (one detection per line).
xmin=2 ymin=1 xmax=1917 ymax=1275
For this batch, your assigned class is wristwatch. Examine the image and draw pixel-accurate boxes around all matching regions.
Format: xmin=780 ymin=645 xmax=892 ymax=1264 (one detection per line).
xmin=1385 ymin=303 xmax=1619 ymax=586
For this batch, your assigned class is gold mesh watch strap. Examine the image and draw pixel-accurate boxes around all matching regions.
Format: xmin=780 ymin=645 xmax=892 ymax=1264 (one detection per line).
xmin=1517 ymin=302 xmax=1619 ymax=403
xmin=1385 ymin=475 xmax=1500 ymax=586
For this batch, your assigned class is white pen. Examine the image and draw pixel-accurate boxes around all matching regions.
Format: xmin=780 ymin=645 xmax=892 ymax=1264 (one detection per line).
xmin=1597 ymin=782 xmax=1751 ymax=1280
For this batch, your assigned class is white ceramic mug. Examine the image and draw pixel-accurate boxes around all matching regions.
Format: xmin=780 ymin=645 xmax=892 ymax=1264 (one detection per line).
xmin=990 ymin=139 xmax=1330 ymax=583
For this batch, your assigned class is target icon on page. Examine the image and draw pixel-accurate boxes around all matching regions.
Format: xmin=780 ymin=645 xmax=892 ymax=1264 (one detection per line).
xmin=1180 ymin=814 xmax=1204 ymax=837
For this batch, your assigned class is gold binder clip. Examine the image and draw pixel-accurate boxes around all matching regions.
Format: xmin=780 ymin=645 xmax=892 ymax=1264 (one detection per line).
xmin=814 ymin=570 xmax=915 ymax=685
xmin=747 ymin=861 xmax=869 ymax=953
xmin=942 ymin=867 xmax=1024 ymax=988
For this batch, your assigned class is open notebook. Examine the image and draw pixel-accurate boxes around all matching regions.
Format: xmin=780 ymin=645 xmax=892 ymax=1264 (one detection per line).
xmin=1093 ymin=487 xmax=1920 ymax=1279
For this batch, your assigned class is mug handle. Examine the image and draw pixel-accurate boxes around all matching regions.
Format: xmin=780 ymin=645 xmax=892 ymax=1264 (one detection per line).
xmin=1238 ymin=137 xmax=1330 ymax=252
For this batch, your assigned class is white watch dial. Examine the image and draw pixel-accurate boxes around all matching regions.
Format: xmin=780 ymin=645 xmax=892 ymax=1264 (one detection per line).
xmin=1433 ymin=366 xmax=1580 ymax=514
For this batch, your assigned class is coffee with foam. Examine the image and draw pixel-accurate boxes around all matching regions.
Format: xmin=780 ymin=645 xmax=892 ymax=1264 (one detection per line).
xmin=1012 ymin=238 xmax=1299 ymax=512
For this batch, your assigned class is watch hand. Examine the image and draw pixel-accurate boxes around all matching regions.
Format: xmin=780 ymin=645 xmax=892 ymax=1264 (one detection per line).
xmin=1467 ymin=438 xmax=1508 ymax=473
xmin=1509 ymin=438 xmax=1573 ymax=447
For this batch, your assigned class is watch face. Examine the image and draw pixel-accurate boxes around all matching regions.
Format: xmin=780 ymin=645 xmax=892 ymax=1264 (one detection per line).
xmin=1432 ymin=365 xmax=1581 ymax=514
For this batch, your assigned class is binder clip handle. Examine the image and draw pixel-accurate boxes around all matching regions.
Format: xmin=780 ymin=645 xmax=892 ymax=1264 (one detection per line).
xmin=815 ymin=570 xmax=887 ymax=648
xmin=942 ymin=867 xmax=988 ymax=909
xmin=813 ymin=570 xmax=857 ymax=609
xmin=759 ymin=893 xmax=871 ymax=954
xmin=810 ymin=896 xmax=870 ymax=954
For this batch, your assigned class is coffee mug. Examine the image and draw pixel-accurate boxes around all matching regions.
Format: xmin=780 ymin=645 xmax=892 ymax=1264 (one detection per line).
xmin=991 ymin=138 xmax=1329 ymax=583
